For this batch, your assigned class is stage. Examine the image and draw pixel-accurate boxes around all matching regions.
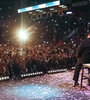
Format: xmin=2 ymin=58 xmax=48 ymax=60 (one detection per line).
xmin=0 ymin=71 xmax=90 ymax=100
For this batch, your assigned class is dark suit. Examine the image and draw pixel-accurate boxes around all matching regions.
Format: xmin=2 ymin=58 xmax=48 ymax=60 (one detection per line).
xmin=73 ymin=38 xmax=90 ymax=85
xmin=77 ymin=38 xmax=90 ymax=63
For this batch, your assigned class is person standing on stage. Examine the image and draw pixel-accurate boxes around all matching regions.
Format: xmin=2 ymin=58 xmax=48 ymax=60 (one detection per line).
xmin=73 ymin=33 xmax=90 ymax=86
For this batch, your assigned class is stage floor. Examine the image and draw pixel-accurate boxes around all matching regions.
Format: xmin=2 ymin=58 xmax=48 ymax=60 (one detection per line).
xmin=0 ymin=71 xmax=90 ymax=100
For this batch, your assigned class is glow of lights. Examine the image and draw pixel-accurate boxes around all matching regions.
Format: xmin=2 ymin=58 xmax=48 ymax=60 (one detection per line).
xmin=66 ymin=11 xmax=72 ymax=14
xmin=18 ymin=29 xmax=28 ymax=42
xmin=18 ymin=1 xmax=60 ymax=13
xmin=24 ymin=75 xmax=26 ymax=77
xmin=38 ymin=4 xmax=46 ymax=9
xmin=48 ymin=69 xmax=68 ymax=73
xmin=1 ymin=77 xmax=4 ymax=80
xmin=12 ymin=84 xmax=60 ymax=99
xmin=7 ymin=76 xmax=9 ymax=79
xmin=21 ymin=75 xmax=23 ymax=77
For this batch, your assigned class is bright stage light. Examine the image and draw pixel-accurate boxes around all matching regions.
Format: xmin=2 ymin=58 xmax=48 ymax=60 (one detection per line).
xmin=18 ymin=29 xmax=28 ymax=41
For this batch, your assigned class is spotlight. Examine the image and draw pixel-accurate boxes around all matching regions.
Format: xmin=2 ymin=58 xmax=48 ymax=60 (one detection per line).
xmin=23 ymin=74 xmax=26 ymax=77
xmin=30 ymin=73 xmax=33 ymax=76
xmin=28 ymin=74 xmax=30 ymax=76
xmin=32 ymin=73 xmax=35 ymax=75
xmin=7 ymin=76 xmax=9 ymax=79
xmin=36 ymin=72 xmax=39 ymax=74
xmin=72 ymin=67 xmax=75 ymax=69
xmin=50 ymin=71 xmax=52 ymax=73
xmin=1 ymin=77 xmax=4 ymax=80
xmin=66 ymin=11 xmax=72 ymax=14
xmin=4 ymin=77 xmax=7 ymax=79
xmin=34 ymin=73 xmax=36 ymax=75
xmin=21 ymin=75 xmax=24 ymax=77
xmin=17 ymin=29 xmax=28 ymax=42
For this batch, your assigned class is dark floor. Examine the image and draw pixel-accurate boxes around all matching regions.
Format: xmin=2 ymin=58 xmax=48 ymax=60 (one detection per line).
xmin=0 ymin=71 xmax=90 ymax=100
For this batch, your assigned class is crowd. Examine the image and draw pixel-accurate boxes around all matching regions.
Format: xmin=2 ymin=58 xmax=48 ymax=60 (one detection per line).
xmin=29 ymin=10 xmax=89 ymax=43
xmin=0 ymin=40 xmax=76 ymax=78
xmin=0 ymin=10 xmax=90 ymax=80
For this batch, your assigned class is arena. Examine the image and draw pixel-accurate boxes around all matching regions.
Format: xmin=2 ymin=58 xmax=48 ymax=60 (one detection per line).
xmin=0 ymin=0 xmax=90 ymax=100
